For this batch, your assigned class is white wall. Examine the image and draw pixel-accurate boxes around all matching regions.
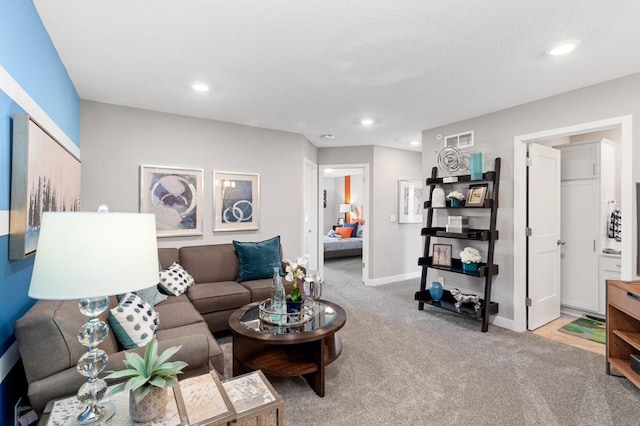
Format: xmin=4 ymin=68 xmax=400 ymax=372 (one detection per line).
xmin=80 ymin=100 xmax=316 ymax=259
xmin=422 ymin=72 xmax=640 ymax=327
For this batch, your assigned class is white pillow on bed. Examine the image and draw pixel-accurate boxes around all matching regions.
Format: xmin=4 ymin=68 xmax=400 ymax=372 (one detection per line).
xmin=356 ymin=223 xmax=364 ymax=238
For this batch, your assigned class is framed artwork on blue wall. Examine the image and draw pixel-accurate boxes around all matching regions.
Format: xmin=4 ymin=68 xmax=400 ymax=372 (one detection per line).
xmin=140 ymin=165 xmax=203 ymax=237
xmin=213 ymin=171 xmax=260 ymax=232
xmin=9 ymin=114 xmax=81 ymax=259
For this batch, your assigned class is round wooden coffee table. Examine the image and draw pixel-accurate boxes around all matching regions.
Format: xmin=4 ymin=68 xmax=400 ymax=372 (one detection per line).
xmin=228 ymin=299 xmax=346 ymax=397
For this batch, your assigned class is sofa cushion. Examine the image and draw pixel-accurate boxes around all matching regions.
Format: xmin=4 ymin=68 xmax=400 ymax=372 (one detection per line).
xmin=108 ymin=293 xmax=159 ymax=349
xmin=158 ymin=247 xmax=180 ymax=269
xmin=239 ymin=278 xmax=294 ymax=302
xmin=159 ymin=262 xmax=195 ymax=296
xmin=233 ymin=235 xmax=282 ymax=282
xmin=179 ymin=244 xmax=240 ymax=283
xmin=155 ymin=322 xmax=224 ymax=375
xmin=187 ymin=281 xmax=251 ymax=314
xmin=154 ymin=300 xmax=205 ymax=330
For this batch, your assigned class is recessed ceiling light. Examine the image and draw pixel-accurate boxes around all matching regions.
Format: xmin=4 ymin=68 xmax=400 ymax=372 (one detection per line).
xmin=361 ymin=118 xmax=374 ymax=126
xmin=325 ymin=168 xmax=334 ymax=173
xmin=321 ymin=134 xmax=335 ymax=139
xmin=192 ymin=82 xmax=210 ymax=92
xmin=549 ymin=41 xmax=579 ymax=56
xmin=410 ymin=140 xmax=421 ymax=147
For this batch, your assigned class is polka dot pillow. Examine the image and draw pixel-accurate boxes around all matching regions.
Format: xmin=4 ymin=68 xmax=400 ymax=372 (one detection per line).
xmin=108 ymin=293 xmax=160 ymax=349
xmin=158 ymin=262 xmax=195 ymax=296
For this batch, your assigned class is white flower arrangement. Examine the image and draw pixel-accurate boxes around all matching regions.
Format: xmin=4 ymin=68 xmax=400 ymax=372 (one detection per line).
xmin=285 ymin=255 xmax=310 ymax=301
xmin=446 ymin=191 xmax=465 ymax=200
xmin=459 ymin=247 xmax=481 ymax=264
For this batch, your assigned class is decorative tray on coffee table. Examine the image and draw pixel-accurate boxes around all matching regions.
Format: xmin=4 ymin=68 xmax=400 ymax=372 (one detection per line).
xmin=258 ymin=297 xmax=315 ymax=326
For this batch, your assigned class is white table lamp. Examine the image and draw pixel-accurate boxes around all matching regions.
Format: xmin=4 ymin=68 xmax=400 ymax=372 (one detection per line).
xmin=339 ymin=203 xmax=352 ymax=223
xmin=28 ymin=208 xmax=159 ymax=424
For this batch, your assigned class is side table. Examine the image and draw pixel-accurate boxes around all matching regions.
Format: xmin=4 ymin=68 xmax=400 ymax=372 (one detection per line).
xmin=222 ymin=370 xmax=284 ymax=426
xmin=39 ymin=372 xmax=235 ymax=426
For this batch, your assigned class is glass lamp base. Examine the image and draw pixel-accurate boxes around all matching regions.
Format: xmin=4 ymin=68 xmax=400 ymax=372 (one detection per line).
xmin=74 ymin=401 xmax=115 ymax=425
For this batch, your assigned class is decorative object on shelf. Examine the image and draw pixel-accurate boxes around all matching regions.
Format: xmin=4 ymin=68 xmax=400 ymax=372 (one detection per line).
xmin=446 ymin=191 xmax=465 ymax=207
xmin=398 ymin=180 xmax=423 ymax=223
xmin=470 ymin=152 xmax=483 ymax=180
xmin=466 ymin=183 xmax=488 ymax=206
xmin=447 ymin=216 xmax=469 ymax=233
xmin=437 ymin=146 xmax=469 ymax=182
xmin=429 ymin=280 xmax=444 ymax=302
xmin=9 ymin=114 xmax=81 ymax=259
xmin=104 ymin=335 xmax=187 ymax=423
xmin=213 ymin=170 xmax=260 ymax=232
xmin=460 ymin=247 xmax=481 ymax=272
xmin=304 ymin=270 xmax=322 ymax=300
xmin=28 ymin=208 xmax=159 ymax=424
xmin=431 ymin=185 xmax=446 ymax=207
xmin=433 ymin=243 xmax=452 ymax=267
xmin=140 ymin=164 xmax=204 ymax=237
xmin=450 ymin=288 xmax=481 ymax=312
xmin=284 ymin=255 xmax=309 ymax=302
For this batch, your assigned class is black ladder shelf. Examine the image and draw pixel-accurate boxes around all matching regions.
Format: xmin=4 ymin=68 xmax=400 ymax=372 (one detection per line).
xmin=415 ymin=157 xmax=501 ymax=332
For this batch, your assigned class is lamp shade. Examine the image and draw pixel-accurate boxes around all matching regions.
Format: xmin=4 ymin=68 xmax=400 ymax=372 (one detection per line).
xmin=29 ymin=212 xmax=159 ymax=300
xmin=339 ymin=204 xmax=352 ymax=213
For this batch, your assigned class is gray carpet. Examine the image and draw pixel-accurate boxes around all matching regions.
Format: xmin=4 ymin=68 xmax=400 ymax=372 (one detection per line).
xmin=218 ymin=257 xmax=640 ymax=425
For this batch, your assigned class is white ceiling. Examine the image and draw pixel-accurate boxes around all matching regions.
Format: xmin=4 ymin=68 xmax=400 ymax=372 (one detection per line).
xmin=34 ymin=1 xmax=640 ymax=152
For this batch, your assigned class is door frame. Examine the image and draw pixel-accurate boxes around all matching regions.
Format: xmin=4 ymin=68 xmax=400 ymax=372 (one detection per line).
xmin=318 ymin=163 xmax=370 ymax=284
xmin=303 ymin=158 xmax=319 ymax=271
xmin=513 ymin=115 xmax=633 ymax=332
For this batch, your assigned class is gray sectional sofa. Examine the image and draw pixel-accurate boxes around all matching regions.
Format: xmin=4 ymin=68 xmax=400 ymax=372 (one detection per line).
xmin=15 ymin=241 xmax=293 ymax=414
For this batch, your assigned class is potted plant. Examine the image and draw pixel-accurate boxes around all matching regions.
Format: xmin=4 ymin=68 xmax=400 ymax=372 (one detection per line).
xmin=446 ymin=191 xmax=465 ymax=207
xmin=284 ymin=255 xmax=309 ymax=311
xmin=459 ymin=247 xmax=481 ymax=272
xmin=104 ymin=336 xmax=187 ymax=422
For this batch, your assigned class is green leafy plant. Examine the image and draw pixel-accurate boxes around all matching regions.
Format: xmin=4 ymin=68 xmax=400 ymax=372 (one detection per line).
xmin=104 ymin=336 xmax=187 ymax=402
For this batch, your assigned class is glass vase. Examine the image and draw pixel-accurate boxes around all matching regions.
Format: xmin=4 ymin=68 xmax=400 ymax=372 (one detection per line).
xmin=429 ymin=281 xmax=443 ymax=302
xmin=470 ymin=152 xmax=483 ymax=180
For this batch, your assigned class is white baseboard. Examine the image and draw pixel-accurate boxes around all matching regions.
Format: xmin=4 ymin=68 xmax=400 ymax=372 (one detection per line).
xmin=0 ymin=342 xmax=20 ymax=383
xmin=491 ymin=315 xmax=516 ymax=331
xmin=365 ymin=271 xmax=421 ymax=287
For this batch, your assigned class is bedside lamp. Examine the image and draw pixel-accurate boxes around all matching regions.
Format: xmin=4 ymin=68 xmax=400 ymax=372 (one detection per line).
xmin=339 ymin=203 xmax=352 ymax=223
xmin=28 ymin=208 xmax=159 ymax=424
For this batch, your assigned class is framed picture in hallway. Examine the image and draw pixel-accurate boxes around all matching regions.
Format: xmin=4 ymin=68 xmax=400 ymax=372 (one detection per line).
xmin=140 ymin=165 xmax=204 ymax=237
xmin=398 ymin=180 xmax=423 ymax=224
xmin=9 ymin=114 xmax=81 ymax=259
xmin=213 ymin=171 xmax=260 ymax=232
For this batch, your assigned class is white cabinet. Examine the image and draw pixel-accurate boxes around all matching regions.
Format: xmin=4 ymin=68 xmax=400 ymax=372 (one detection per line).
xmin=559 ymin=142 xmax=599 ymax=180
xmin=556 ymin=140 xmax=616 ymax=316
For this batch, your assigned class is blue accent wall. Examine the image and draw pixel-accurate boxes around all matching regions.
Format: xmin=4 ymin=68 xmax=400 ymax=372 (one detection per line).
xmin=0 ymin=1 xmax=80 ymax=424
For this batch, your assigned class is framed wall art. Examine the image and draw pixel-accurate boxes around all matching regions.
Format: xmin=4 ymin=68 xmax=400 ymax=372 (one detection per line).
xmin=213 ymin=171 xmax=260 ymax=232
xmin=398 ymin=180 xmax=423 ymax=224
xmin=432 ymin=244 xmax=452 ymax=267
xmin=140 ymin=165 xmax=203 ymax=237
xmin=9 ymin=114 xmax=81 ymax=259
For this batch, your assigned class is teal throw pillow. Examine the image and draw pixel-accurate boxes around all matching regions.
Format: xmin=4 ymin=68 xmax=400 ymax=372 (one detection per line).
xmin=108 ymin=293 xmax=159 ymax=349
xmin=233 ymin=236 xmax=282 ymax=282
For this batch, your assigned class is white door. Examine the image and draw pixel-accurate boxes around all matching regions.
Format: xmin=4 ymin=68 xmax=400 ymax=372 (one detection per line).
xmin=527 ymin=143 xmax=562 ymax=330
xmin=303 ymin=159 xmax=318 ymax=271
xmin=560 ymin=179 xmax=599 ymax=311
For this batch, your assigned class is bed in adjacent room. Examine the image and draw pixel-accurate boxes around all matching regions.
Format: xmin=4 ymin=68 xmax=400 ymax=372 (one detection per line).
xmin=323 ymin=224 xmax=363 ymax=259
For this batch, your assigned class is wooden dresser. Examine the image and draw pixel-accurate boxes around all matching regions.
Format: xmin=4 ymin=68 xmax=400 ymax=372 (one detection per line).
xmin=606 ymin=279 xmax=640 ymax=388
